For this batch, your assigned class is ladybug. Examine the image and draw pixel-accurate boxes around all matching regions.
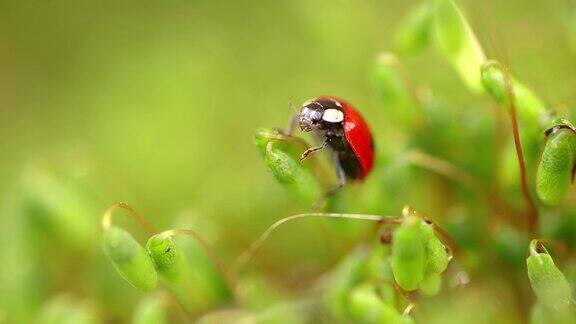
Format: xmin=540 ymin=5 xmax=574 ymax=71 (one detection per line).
xmin=287 ymin=96 xmax=375 ymax=192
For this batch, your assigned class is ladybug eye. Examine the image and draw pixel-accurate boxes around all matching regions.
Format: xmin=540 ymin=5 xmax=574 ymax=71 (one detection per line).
xmin=301 ymin=107 xmax=322 ymax=123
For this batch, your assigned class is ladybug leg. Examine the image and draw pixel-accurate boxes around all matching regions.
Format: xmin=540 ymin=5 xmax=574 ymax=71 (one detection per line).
xmin=312 ymin=154 xmax=346 ymax=208
xmin=334 ymin=157 xmax=347 ymax=188
xmin=299 ymin=139 xmax=328 ymax=161
xmin=326 ymin=154 xmax=347 ymax=195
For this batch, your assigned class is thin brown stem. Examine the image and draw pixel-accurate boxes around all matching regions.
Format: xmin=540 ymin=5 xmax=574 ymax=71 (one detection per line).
xmin=231 ymin=213 xmax=402 ymax=274
xmin=502 ymin=67 xmax=538 ymax=235
xmin=158 ymin=229 xmax=238 ymax=299
xmin=101 ymin=202 xmax=155 ymax=235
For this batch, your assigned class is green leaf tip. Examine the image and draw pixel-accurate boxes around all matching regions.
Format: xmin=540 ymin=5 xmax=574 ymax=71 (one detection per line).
xmin=263 ymin=141 xmax=323 ymax=205
xmin=527 ymin=250 xmax=574 ymax=310
xmin=394 ymin=3 xmax=433 ymax=56
xmin=433 ymin=0 xmax=486 ymax=92
xmin=102 ymin=226 xmax=157 ymax=291
xmin=254 ymin=127 xmax=282 ymax=156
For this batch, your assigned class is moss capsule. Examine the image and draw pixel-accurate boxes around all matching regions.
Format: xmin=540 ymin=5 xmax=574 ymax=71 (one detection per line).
xmin=527 ymin=252 xmax=573 ymax=310
xmin=264 ymin=142 xmax=323 ymax=205
xmin=391 ymin=217 xmax=427 ymax=290
xmin=536 ymin=129 xmax=576 ymax=205
xmin=102 ymin=226 xmax=157 ymax=291
xmin=147 ymin=234 xmax=183 ymax=281
xmin=480 ymin=60 xmax=550 ymax=131
xmin=419 ymin=272 xmax=442 ymax=296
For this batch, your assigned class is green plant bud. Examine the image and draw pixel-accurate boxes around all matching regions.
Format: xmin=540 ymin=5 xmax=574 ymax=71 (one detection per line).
xmin=21 ymin=165 xmax=98 ymax=249
xmin=492 ymin=226 xmax=528 ymax=266
xmin=417 ymin=220 xmax=450 ymax=274
xmin=391 ymin=217 xmax=427 ymax=290
xmin=433 ymin=0 xmax=485 ymax=92
xmin=348 ymin=284 xmax=408 ymax=324
xmin=133 ymin=294 xmax=168 ymax=324
xmin=536 ymin=129 xmax=576 ymax=205
xmin=371 ymin=53 xmax=418 ymax=128
xmin=481 ymin=60 xmax=550 ymax=130
xmin=527 ymin=252 xmax=574 ymax=310
xmin=146 ymin=234 xmax=184 ymax=280
xmin=102 ymin=226 xmax=157 ymax=291
xmin=419 ymin=272 xmax=442 ymax=296
xmin=264 ymin=142 xmax=323 ymax=205
xmin=394 ymin=3 xmax=432 ymax=56
xmin=254 ymin=127 xmax=282 ymax=157
xmin=426 ymin=232 xmax=450 ymax=274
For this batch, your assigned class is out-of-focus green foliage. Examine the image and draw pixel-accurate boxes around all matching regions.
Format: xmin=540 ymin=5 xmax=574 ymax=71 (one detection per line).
xmin=394 ymin=3 xmax=433 ymax=56
xmin=3 ymin=0 xmax=576 ymax=322
xmin=433 ymin=0 xmax=486 ymax=92
xmin=37 ymin=295 xmax=101 ymax=324
xmin=132 ymin=294 xmax=169 ymax=324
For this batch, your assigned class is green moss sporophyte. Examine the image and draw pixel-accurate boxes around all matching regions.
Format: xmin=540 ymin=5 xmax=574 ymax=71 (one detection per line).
xmin=527 ymin=240 xmax=574 ymax=310
xmin=101 ymin=203 xmax=158 ymax=291
xmin=536 ymin=120 xmax=576 ymax=205
xmin=102 ymin=226 xmax=158 ymax=291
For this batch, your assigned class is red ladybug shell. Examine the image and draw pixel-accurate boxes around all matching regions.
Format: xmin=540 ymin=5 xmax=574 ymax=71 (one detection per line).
xmin=324 ymin=96 xmax=375 ymax=179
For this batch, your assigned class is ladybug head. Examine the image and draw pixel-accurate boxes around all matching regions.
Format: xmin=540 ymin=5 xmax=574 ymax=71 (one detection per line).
xmin=298 ymin=98 xmax=344 ymax=132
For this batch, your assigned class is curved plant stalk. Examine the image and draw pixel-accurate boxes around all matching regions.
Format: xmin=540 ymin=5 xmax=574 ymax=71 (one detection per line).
xmin=231 ymin=213 xmax=402 ymax=274
xmin=529 ymin=239 xmax=548 ymax=258
xmin=502 ymin=66 xmax=539 ymax=235
xmin=403 ymin=303 xmax=416 ymax=317
xmin=101 ymin=202 xmax=155 ymax=235
xmin=154 ymin=229 xmax=238 ymax=299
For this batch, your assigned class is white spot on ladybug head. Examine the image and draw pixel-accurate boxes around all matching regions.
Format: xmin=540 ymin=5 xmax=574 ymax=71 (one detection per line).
xmin=322 ymin=108 xmax=344 ymax=123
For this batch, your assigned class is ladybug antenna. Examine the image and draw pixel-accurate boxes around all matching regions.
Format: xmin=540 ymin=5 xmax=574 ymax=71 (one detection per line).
xmin=288 ymin=100 xmax=299 ymax=113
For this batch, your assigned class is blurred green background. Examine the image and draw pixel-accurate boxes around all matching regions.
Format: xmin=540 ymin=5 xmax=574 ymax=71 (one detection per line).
xmin=1 ymin=0 xmax=576 ymax=322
